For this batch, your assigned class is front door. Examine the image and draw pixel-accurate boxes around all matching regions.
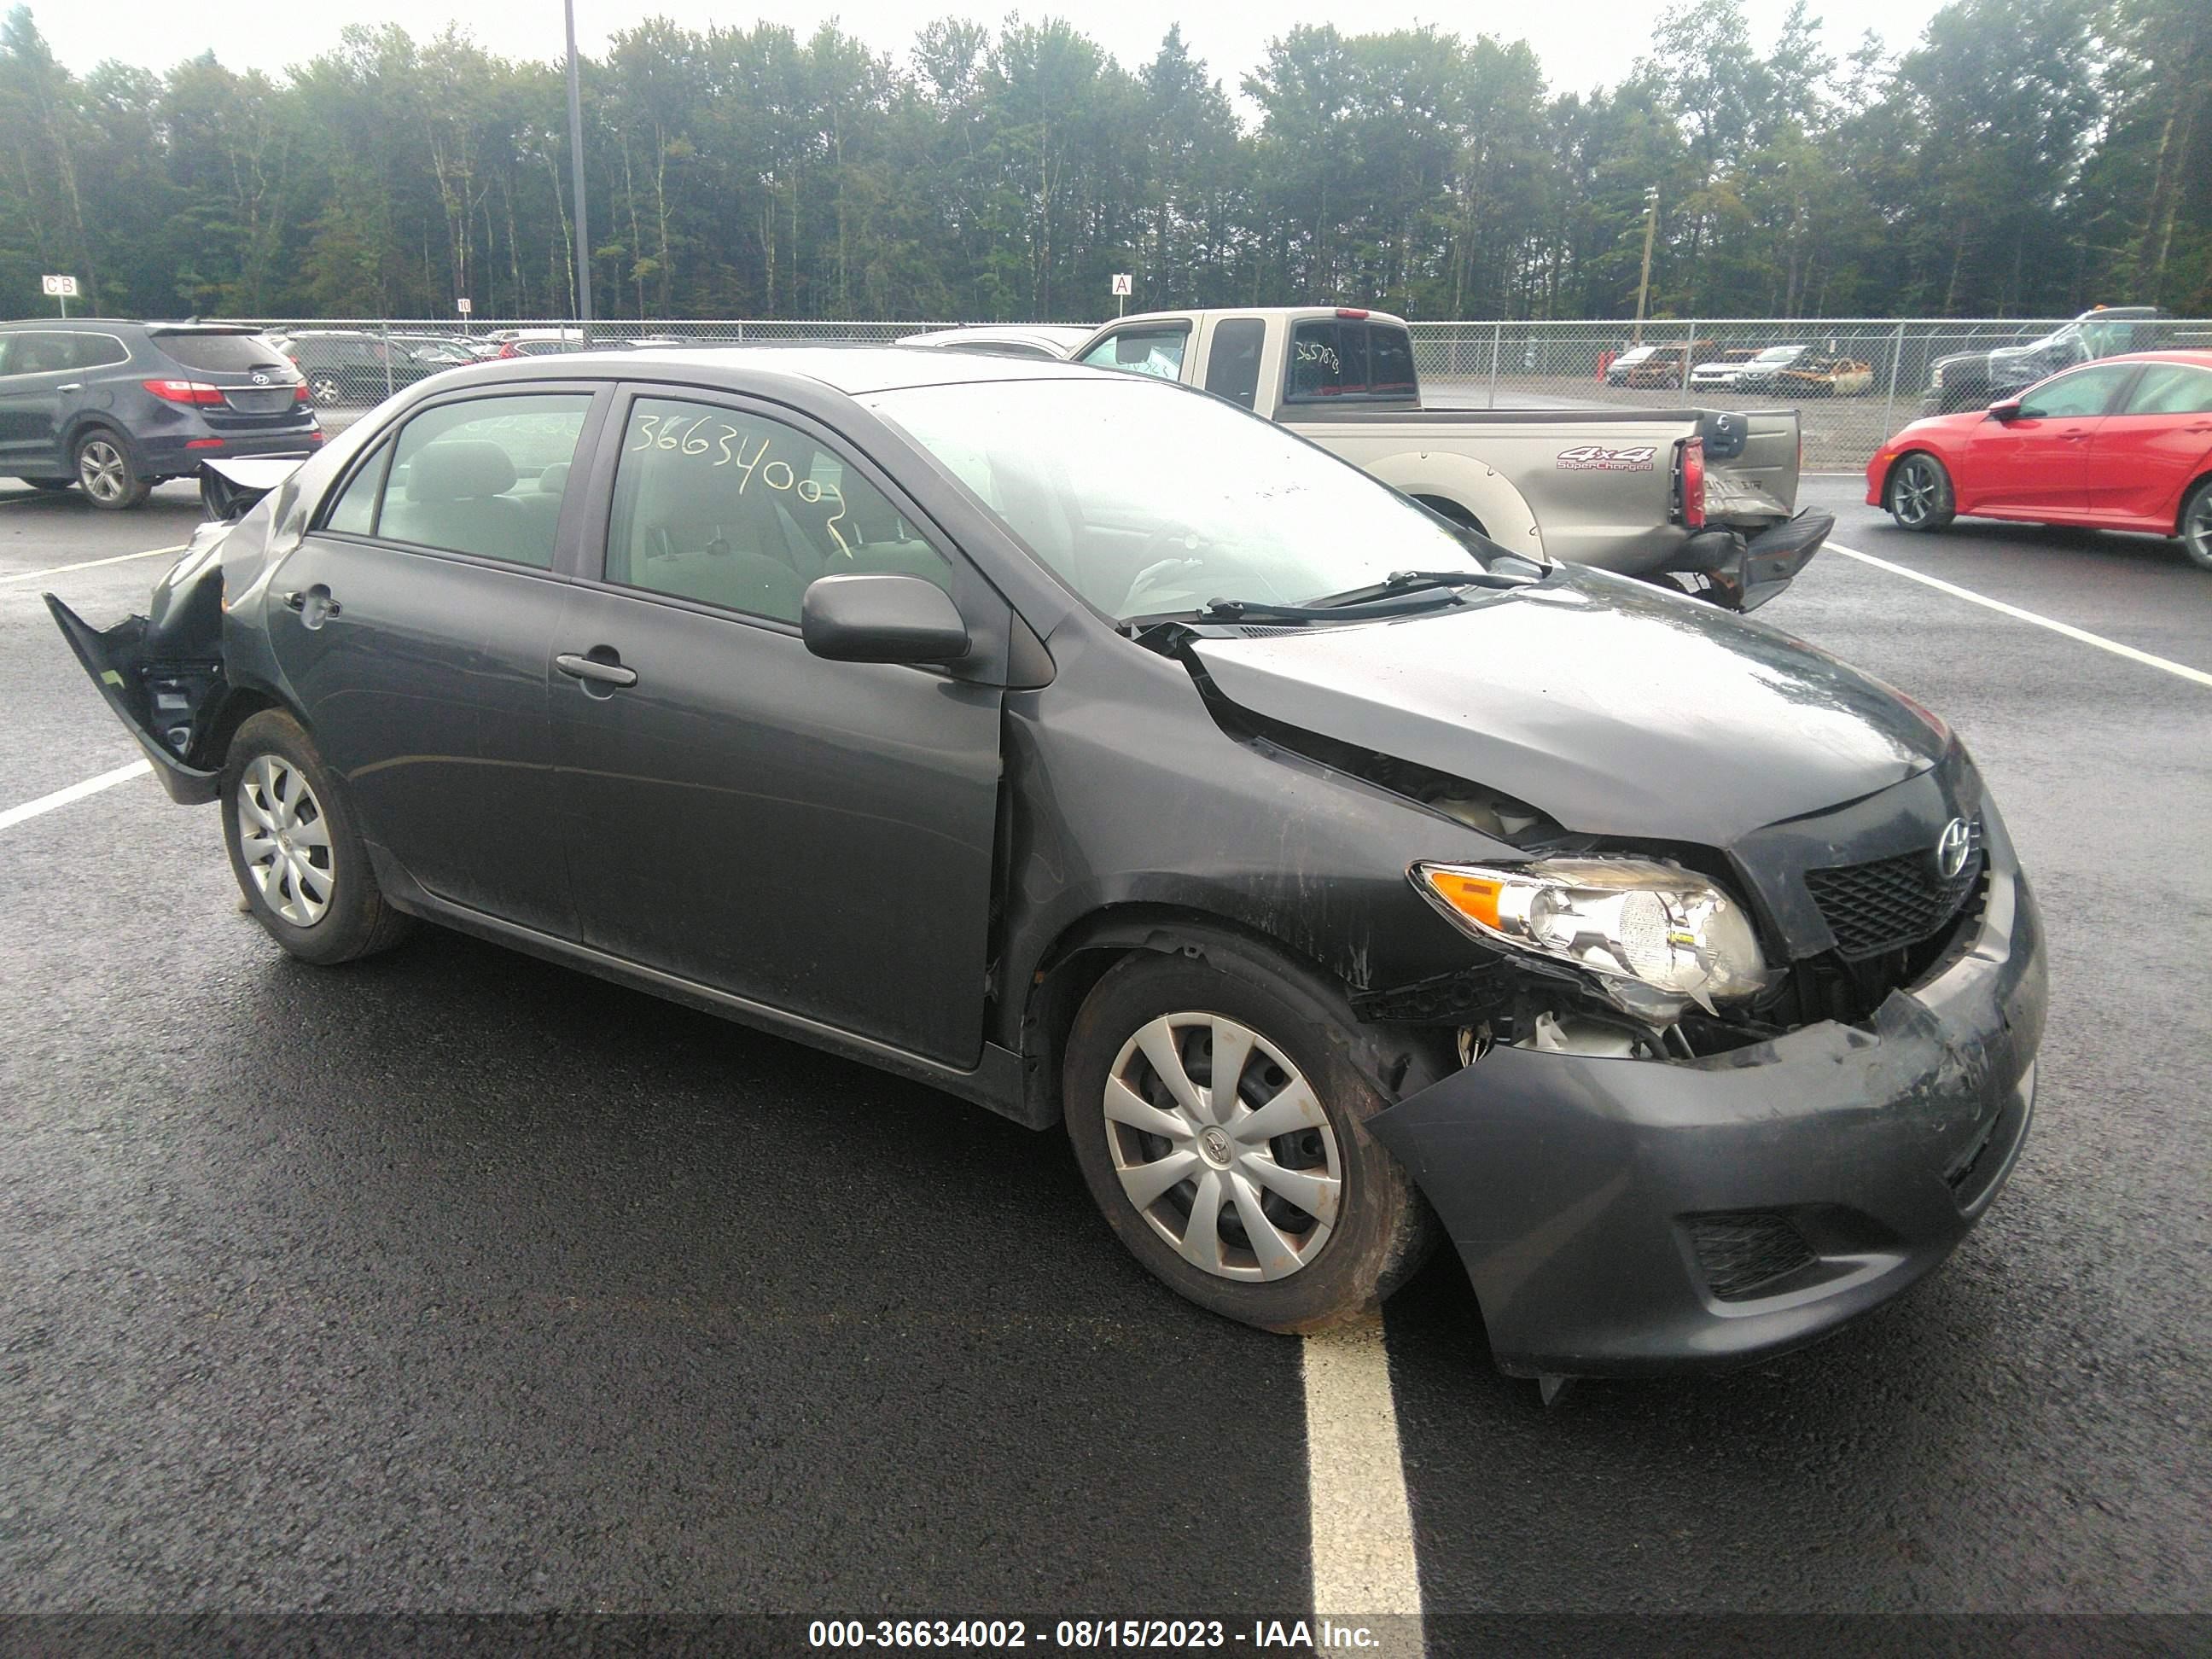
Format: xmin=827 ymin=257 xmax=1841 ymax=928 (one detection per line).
xmin=548 ymin=390 xmax=1005 ymax=1067
xmin=1963 ymin=363 xmax=2135 ymax=516
xmin=265 ymin=387 xmax=601 ymax=937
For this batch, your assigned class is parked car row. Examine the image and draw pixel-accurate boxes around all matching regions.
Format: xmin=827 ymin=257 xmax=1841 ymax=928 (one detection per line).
xmin=1609 ymin=340 xmax=1873 ymax=396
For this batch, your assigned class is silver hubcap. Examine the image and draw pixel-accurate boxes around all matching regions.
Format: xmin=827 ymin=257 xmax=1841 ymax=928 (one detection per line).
xmin=1103 ymin=1012 xmax=1342 ymax=1283
xmin=2186 ymin=492 xmax=2212 ymax=562
xmin=1891 ymin=457 xmax=1941 ymax=526
xmin=313 ymin=378 xmax=341 ymax=403
xmin=79 ymin=439 xmax=127 ymax=503
xmin=236 ymin=755 xmax=335 ymax=927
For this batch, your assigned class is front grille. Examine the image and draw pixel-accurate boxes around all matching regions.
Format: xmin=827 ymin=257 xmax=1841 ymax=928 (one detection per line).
xmin=1807 ymin=833 xmax=1983 ymax=960
xmin=222 ymin=387 xmax=298 ymax=415
xmin=1686 ymin=1211 xmax=1817 ymax=1301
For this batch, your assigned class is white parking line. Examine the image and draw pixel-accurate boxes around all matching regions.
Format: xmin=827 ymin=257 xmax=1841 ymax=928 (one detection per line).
xmin=1304 ymin=1318 xmax=1425 ymax=1650
xmin=0 ymin=544 xmax=189 ymax=585
xmin=0 ymin=760 xmax=153 ymax=832
xmin=1829 ymin=541 xmax=2212 ymax=690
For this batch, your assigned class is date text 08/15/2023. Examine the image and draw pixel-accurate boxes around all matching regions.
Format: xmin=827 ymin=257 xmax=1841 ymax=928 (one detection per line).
xmin=806 ymin=1618 xmax=1388 ymax=1649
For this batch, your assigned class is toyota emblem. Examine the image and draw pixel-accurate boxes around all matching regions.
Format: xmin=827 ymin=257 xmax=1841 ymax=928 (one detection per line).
xmin=1935 ymin=818 xmax=1972 ymax=881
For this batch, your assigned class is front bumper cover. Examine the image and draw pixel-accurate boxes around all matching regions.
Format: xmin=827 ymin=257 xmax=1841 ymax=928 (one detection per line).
xmin=1370 ymin=849 xmax=2046 ymax=1378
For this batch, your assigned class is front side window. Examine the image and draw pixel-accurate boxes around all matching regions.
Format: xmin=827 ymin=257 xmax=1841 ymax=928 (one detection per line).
xmin=2016 ymin=364 xmax=2134 ymax=420
xmin=867 ymin=376 xmax=1490 ymax=621
xmin=1081 ymin=327 xmax=1187 ymax=381
xmin=370 ymin=393 xmax=592 ymax=567
xmin=2120 ymin=364 xmax=2212 ymax=416
xmin=604 ymin=397 xmax=946 ymax=625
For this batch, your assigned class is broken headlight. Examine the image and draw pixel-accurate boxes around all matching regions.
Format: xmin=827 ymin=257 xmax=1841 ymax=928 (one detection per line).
xmin=1413 ymin=859 xmax=1776 ymax=1022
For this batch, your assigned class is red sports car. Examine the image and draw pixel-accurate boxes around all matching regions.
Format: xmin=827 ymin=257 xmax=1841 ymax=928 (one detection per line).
xmin=1866 ymin=349 xmax=2212 ymax=571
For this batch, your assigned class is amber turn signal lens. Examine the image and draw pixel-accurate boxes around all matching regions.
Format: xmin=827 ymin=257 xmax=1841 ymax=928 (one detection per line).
xmin=1425 ymin=868 xmax=1504 ymax=929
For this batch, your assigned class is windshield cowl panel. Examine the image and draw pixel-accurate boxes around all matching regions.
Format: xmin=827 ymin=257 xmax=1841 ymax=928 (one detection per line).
xmin=864 ymin=377 xmax=1500 ymax=623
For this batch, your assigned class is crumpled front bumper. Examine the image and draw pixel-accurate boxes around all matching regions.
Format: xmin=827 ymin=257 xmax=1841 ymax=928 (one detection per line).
xmin=1370 ymin=850 xmax=2046 ymax=1378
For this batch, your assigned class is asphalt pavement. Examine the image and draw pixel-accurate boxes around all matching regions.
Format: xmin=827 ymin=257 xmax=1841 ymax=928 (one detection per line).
xmin=1 ymin=474 xmax=2205 ymax=1636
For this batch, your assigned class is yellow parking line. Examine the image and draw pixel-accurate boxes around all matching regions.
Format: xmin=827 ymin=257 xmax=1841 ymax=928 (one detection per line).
xmin=0 ymin=544 xmax=189 ymax=585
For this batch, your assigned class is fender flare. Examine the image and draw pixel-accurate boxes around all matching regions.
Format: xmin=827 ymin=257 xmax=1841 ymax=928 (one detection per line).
xmin=1357 ymin=448 xmax=1545 ymax=557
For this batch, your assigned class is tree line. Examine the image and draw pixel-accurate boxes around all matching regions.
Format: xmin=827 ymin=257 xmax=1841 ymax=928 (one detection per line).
xmin=0 ymin=0 xmax=2205 ymax=325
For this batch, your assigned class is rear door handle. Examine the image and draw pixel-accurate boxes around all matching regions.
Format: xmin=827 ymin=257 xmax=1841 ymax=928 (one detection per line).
xmin=555 ymin=651 xmax=638 ymax=689
xmin=55 ymin=382 xmax=82 ymax=392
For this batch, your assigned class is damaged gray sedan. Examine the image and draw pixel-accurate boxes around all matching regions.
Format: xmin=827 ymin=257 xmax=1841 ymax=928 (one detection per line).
xmin=48 ymin=348 xmax=2045 ymax=1383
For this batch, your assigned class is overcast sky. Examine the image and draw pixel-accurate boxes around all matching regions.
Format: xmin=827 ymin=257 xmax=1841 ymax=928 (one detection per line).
xmin=32 ymin=1 xmax=1945 ymax=102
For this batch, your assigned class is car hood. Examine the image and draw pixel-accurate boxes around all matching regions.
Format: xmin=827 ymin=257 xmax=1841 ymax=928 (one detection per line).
xmin=1189 ymin=568 xmax=1948 ymax=847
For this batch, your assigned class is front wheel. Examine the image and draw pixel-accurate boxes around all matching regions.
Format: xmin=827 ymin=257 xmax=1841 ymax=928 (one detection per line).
xmin=1885 ymin=452 xmax=1955 ymax=532
xmin=310 ymin=375 xmax=345 ymax=406
xmin=75 ymin=430 xmax=150 ymax=509
xmin=2182 ymin=480 xmax=2212 ymax=573
xmin=1062 ymin=941 xmax=1436 ymax=1333
xmin=222 ymin=710 xmax=413 ymax=965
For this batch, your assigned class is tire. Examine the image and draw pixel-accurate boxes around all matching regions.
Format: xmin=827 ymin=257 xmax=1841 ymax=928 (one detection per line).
xmin=74 ymin=428 xmax=151 ymax=509
xmin=1062 ymin=939 xmax=1437 ymax=1333
xmin=310 ymin=375 xmax=345 ymax=406
xmin=20 ymin=477 xmax=73 ymax=493
xmin=1884 ymin=451 xmax=1955 ymax=532
xmin=221 ymin=710 xmax=413 ymax=965
xmin=2182 ymin=480 xmax=2212 ymax=573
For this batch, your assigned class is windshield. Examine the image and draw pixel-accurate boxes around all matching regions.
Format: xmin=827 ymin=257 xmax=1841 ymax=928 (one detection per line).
xmin=1755 ymin=346 xmax=1804 ymax=363
xmin=865 ymin=377 xmax=1493 ymax=620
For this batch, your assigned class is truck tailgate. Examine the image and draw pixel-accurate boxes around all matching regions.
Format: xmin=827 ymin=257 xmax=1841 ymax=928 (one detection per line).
xmin=1708 ymin=408 xmax=1800 ymax=522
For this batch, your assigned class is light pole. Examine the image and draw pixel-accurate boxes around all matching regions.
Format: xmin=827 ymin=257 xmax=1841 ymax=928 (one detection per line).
xmin=564 ymin=0 xmax=592 ymax=335
xmin=1632 ymin=186 xmax=1658 ymax=344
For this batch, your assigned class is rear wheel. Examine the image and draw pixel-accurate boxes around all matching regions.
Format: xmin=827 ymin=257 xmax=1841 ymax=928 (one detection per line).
xmin=221 ymin=710 xmax=412 ymax=965
xmin=1062 ymin=940 xmax=1436 ymax=1334
xmin=2182 ymin=480 xmax=2212 ymax=573
xmin=1885 ymin=452 xmax=1955 ymax=532
xmin=74 ymin=430 xmax=150 ymax=509
xmin=310 ymin=374 xmax=345 ymax=405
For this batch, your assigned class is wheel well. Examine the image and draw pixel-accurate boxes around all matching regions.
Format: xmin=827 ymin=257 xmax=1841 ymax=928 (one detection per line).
xmin=1412 ymin=493 xmax=1487 ymax=538
xmin=196 ymin=687 xmax=284 ymax=773
xmin=1878 ymin=447 xmax=1938 ymax=497
xmin=2179 ymin=472 xmax=2212 ymax=535
xmin=1014 ymin=905 xmax=1358 ymax=1130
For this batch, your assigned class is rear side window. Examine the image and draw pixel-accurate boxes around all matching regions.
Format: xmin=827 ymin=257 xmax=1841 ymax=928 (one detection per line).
xmin=2121 ymin=364 xmax=2212 ymax=416
xmin=370 ymin=393 xmax=593 ymax=568
xmin=1284 ymin=318 xmax=1414 ymax=403
xmin=1202 ymin=318 xmax=1266 ymax=410
xmin=605 ymin=396 xmax=947 ymax=625
xmin=153 ymin=331 xmax=290 ymax=375
xmin=71 ymin=333 xmax=131 ymax=370
xmin=0 ymin=331 xmax=76 ymax=375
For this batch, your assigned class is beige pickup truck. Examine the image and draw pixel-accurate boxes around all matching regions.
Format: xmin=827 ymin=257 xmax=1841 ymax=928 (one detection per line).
xmin=1060 ymin=306 xmax=1831 ymax=611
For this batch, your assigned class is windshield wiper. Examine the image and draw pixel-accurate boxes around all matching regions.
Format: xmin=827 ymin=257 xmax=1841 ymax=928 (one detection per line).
xmin=1307 ymin=568 xmax=1530 ymax=608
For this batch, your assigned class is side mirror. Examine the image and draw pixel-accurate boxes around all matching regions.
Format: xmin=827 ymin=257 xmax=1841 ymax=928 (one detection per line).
xmin=801 ymin=572 xmax=970 ymax=665
xmin=1987 ymin=399 xmax=2022 ymax=422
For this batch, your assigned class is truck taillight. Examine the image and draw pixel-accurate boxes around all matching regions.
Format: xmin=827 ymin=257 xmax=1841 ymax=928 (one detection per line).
xmin=142 ymin=379 xmax=226 ymax=405
xmin=1679 ymin=437 xmax=1707 ymax=528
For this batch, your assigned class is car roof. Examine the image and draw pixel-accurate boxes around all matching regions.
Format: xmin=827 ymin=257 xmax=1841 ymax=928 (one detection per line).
xmin=420 ymin=343 xmax=1100 ymax=398
xmin=2091 ymin=349 xmax=2212 ymax=369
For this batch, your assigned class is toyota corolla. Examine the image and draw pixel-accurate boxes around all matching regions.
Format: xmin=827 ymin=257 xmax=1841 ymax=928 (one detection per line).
xmin=48 ymin=348 xmax=2046 ymax=1388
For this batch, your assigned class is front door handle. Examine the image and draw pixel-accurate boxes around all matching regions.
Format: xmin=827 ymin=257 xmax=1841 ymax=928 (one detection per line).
xmin=281 ymin=587 xmax=341 ymax=626
xmin=555 ymin=651 xmax=638 ymax=689
xmin=55 ymin=382 xmax=82 ymax=393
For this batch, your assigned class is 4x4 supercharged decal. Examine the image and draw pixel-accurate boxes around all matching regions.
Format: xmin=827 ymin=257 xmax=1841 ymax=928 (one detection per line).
xmin=1555 ymin=444 xmax=1658 ymax=471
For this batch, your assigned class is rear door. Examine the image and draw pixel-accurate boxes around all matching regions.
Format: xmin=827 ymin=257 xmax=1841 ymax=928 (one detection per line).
xmin=267 ymin=385 xmax=602 ymax=937
xmin=546 ymin=387 xmax=1006 ymax=1066
xmin=1960 ymin=363 xmax=2135 ymax=516
xmin=2083 ymin=362 xmax=2212 ymax=527
xmin=0 ymin=330 xmax=78 ymax=472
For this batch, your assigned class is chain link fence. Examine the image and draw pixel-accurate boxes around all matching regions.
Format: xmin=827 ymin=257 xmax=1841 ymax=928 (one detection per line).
xmin=227 ymin=313 xmax=2212 ymax=469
